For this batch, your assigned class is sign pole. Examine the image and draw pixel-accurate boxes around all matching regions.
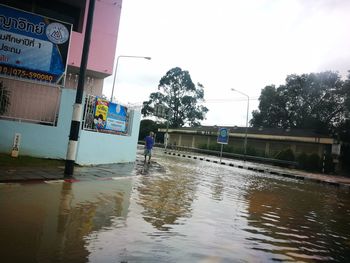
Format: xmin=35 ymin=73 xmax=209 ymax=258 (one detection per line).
xmin=220 ymin=144 xmax=223 ymax=163
xmin=64 ymin=0 xmax=96 ymax=177
xmin=217 ymin=127 xmax=229 ymax=164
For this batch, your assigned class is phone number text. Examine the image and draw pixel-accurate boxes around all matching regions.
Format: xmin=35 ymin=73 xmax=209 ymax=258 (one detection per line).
xmin=0 ymin=65 xmax=54 ymax=82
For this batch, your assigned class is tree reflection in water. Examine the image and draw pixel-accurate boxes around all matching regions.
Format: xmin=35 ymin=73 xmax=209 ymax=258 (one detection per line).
xmin=138 ymin=173 xmax=198 ymax=232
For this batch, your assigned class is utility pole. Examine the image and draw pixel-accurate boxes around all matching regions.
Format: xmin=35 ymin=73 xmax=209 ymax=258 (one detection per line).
xmin=164 ymin=108 xmax=172 ymax=151
xmin=64 ymin=0 xmax=96 ymax=177
xmin=231 ymin=88 xmax=250 ymax=161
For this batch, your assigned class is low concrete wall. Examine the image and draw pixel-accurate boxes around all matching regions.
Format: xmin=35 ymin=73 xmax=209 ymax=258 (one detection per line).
xmin=0 ymin=89 xmax=141 ymax=165
xmin=0 ymin=89 xmax=74 ymax=159
xmin=76 ymin=111 xmax=141 ymax=165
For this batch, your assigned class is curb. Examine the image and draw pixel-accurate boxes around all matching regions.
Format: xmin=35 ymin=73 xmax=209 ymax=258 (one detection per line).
xmin=0 ymin=175 xmax=139 ymax=185
xmin=164 ymin=151 xmax=350 ymax=189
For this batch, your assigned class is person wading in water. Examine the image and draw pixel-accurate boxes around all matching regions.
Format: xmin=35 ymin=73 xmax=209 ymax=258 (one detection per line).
xmin=144 ymin=132 xmax=155 ymax=164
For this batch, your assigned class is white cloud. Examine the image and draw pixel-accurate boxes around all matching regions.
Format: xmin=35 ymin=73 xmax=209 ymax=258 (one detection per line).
xmin=103 ymin=0 xmax=350 ymax=126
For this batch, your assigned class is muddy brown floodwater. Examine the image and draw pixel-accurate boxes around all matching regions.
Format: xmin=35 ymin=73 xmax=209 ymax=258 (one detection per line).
xmin=1 ymin=153 xmax=350 ymax=262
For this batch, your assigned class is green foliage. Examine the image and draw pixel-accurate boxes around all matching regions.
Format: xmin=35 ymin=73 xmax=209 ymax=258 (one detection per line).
xmin=323 ymin=154 xmax=335 ymax=174
xmin=340 ymin=144 xmax=350 ymax=172
xmin=297 ymin=153 xmax=308 ymax=170
xmin=306 ymin=153 xmax=321 ymax=171
xmin=344 ymin=71 xmax=350 ymax=114
xmin=0 ymin=81 xmax=10 ymax=115
xmin=250 ymin=70 xmax=350 ymax=173
xmin=139 ymin=119 xmax=167 ymax=142
xmin=251 ymin=71 xmax=346 ymax=133
xmin=142 ymin=67 xmax=209 ymax=127
xmin=338 ymin=71 xmax=350 ymax=143
xmin=139 ymin=119 xmax=158 ymax=140
xmin=197 ymin=143 xmax=265 ymax=158
xmin=274 ymin=148 xmax=295 ymax=161
xmin=297 ymin=152 xmax=321 ymax=172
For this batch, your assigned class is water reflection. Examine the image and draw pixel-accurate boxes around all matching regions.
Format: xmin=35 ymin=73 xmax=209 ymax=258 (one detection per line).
xmin=244 ymin=178 xmax=350 ymax=262
xmin=1 ymin=155 xmax=350 ymax=262
xmin=0 ymin=180 xmax=132 ymax=263
xmin=137 ymin=172 xmax=198 ymax=232
xmin=210 ymin=175 xmax=224 ymax=201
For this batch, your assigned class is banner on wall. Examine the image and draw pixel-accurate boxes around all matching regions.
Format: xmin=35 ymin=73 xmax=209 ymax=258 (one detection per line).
xmin=94 ymin=97 xmax=109 ymax=130
xmin=93 ymin=97 xmax=128 ymax=133
xmin=0 ymin=4 xmax=72 ymax=85
xmin=106 ymin=102 xmax=128 ymax=133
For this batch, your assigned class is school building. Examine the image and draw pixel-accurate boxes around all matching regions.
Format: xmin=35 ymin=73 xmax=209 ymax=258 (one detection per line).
xmin=160 ymin=126 xmax=336 ymax=158
xmin=0 ymin=0 xmax=143 ymax=165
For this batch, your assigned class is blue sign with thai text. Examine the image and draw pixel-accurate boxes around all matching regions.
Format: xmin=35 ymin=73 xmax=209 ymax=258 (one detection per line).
xmin=217 ymin=127 xmax=229 ymax=144
xmin=0 ymin=4 xmax=71 ymax=84
xmin=105 ymin=102 xmax=128 ymax=133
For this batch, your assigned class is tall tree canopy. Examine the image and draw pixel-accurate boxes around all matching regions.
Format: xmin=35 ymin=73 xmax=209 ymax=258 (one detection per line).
xmin=339 ymin=71 xmax=350 ymax=141
xmin=250 ymin=71 xmax=347 ymax=133
xmin=142 ymin=67 xmax=208 ymax=127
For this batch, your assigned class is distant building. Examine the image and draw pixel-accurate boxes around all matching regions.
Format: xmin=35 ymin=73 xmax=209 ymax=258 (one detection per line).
xmin=159 ymin=126 xmax=335 ymax=158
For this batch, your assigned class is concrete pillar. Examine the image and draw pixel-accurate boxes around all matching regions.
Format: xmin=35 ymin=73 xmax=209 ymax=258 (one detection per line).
xmin=207 ymin=136 xmax=211 ymax=149
xmin=192 ymin=135 xmax=195 ymax=148
xmin=178 ymin=134 xmax=182 ymax=146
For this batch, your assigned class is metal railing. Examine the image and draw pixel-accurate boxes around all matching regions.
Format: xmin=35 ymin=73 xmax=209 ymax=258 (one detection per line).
xmin=142 ymin=142 xmax=298 ymax=168
xmin=0 ymin=77 xmax=61 ymax=126
xmin=82 ymin=94 xmax=133 ymax=136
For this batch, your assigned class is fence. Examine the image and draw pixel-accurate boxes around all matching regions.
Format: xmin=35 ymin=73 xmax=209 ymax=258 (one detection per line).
xmin=0 ymin=77 xmax=61 ymax=126
xmin=82 ymin=94 xmax=133 ymax=136
xmin=148 ymin=142 xmax=298 ymax=168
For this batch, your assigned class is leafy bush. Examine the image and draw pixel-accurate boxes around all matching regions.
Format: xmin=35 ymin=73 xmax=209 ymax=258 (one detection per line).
xmin=274 ymin=148 xmax=295 ymax=161
xmin=306 ymin=153 xmax=321 ymax=171
xmin=197 ymin=143 xmax=267 ymax=158
xmin=139 ymin=119 xmax=165 ymax=141
xmin=297 ymin=152 xmax=308 ymax=169
xmin=323 ymin=154 xmax=334 ymax=173
xmin=297 ymin=152 xmax=321 ymax=171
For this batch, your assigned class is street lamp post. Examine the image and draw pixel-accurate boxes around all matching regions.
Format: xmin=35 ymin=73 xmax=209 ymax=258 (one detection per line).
xmin=164 ymin=108 xmax=173 ymax=151
xmin=110 ymin=55 xmax=151 ymax=102
xmin=231 ymin=88 xmax=250 ymax=161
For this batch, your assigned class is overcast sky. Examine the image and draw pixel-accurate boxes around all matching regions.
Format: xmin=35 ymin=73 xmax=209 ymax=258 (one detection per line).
xmin=103 ymin=0 xmax=350 ymax=127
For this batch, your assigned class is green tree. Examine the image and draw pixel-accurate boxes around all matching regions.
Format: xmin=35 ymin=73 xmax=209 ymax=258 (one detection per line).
xmin=139 ymin=119 xmax=156 ymax=140
xmin=251 ymin=71 xmax=345 ymax=132
xmin=139 ymin=119 xmax=165 ymax=141
xmin=250 ymin=85 xmax=288 ymax=128
xmin=340 ymin=71 xmax=350 ymax=137
xmin=0 ymin=81 xmax=10 ymax=115
xmin=142 ymin=67 xmax=208 ymax=127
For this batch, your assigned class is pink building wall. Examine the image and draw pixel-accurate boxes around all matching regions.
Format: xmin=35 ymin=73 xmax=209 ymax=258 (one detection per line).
xmin=68 ymin=0 xmax=123 ymax=76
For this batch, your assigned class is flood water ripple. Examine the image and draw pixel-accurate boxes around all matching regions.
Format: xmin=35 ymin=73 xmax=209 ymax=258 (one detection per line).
xmin=1 ymin=153 xmax=350 ymax=262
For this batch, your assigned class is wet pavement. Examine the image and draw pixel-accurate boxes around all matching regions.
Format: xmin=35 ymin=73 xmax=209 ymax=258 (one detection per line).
xmin=1 ymin=148 xmax=350 ymax=262
xmin=164 ymin=149 xmax=350 ymax=188
xmin=0 ymin=152 xmax=153 ymax=183
xmin=1 ymin=147 xmax=350 ymax=188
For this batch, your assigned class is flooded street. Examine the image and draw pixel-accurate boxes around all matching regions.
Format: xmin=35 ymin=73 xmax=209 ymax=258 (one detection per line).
xmin=1 ymin=152 xmax=350 ymax=262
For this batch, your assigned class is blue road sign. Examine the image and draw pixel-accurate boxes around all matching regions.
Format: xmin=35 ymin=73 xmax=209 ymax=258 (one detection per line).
xmin=217 ymin=127 xmax=229 ymax=144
